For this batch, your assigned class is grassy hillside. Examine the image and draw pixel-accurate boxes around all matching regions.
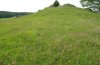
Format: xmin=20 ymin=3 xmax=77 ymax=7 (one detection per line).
xmin=0 ymin=6 xmax=100 ymax=65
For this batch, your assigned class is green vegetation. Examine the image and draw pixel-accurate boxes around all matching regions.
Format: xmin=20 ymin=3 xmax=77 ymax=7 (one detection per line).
xmin=0 ymin=11 xmax=30 ymax=18
xmin=50 ymin=0 xmax=60 ymax=7
xmin=0 ymin=6 xmax=100 ymax=65
xmin=80 ymin=0 xmax=100 ymax=12
xmin=54 ymin=0 xmax=60 ymax=7
xmin=63 ymin=4 xmax=76 ymax=7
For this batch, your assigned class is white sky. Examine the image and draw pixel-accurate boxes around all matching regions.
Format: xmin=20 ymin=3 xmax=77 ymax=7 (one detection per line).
xmin=0 ymin=0 xmax=82 ymax=12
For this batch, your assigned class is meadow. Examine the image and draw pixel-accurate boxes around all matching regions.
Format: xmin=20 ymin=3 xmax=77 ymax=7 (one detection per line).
xmin=0 ymin=6 xmax=100 ymax=65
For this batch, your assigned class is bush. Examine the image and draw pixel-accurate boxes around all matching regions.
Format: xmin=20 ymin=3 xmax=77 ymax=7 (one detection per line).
xmin=63 ymin=4 xmax=76 ymax=7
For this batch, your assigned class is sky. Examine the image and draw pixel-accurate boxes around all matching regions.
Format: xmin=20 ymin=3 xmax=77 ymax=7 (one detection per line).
xmin=0 ymin=0 xmax=82 ymax=12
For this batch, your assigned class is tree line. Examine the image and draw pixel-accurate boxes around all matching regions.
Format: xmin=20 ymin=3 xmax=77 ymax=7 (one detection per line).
xmin=0 ymin=11 xmax=30 ymax=18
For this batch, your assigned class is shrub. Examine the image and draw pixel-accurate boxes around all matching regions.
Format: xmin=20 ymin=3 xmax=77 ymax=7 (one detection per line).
xmin=63 ymin=4 xmax=76 ymax=7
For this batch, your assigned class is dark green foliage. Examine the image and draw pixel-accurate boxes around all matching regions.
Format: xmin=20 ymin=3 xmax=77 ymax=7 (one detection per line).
xmin=53 ymin=0 xmax=60 ymax=7
xmin=0 ymin=11 xmax=30 ymax=18
xmin=80 ymin=0 xmax=100 ymax=12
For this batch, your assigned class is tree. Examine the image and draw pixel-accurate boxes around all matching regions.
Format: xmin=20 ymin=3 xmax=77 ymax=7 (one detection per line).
xmin=80 ymin=0 xmax=100 ymax=12
xmin=54 ymin=0 xmax=60 ymax=7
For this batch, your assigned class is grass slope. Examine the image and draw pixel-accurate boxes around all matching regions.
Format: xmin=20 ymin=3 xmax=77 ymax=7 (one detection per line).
xmin=0 ymin=6 xmax=100 ymax=65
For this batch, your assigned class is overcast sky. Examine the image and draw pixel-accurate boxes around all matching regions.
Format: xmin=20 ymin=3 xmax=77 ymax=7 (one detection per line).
xmin=0 ymin=0 xmax=82 ymax=12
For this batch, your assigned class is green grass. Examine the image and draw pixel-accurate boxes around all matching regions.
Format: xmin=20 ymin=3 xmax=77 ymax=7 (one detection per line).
xmin=0 ymin=6 xmax=100 ymax=65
